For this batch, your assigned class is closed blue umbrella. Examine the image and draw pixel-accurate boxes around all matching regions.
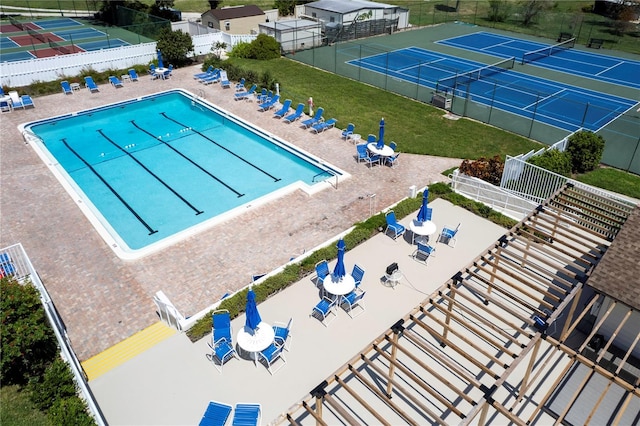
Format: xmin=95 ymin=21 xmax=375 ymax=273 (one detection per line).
xmin=333 ymin=238 xmax=346 ymax=280
xmin=157 ymin=50 xmax=164 ymax=69
xmin=245 ymin=288 xmax=262 ymax=331
xmin=376 ymin=118 xmax=385 ymax=149
xmin=416 ymin=189 xmax=430 ymax=222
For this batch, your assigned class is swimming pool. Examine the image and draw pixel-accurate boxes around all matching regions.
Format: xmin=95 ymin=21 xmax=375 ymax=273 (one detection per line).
xmin=21 ymin=90 xmax=346 ymax=259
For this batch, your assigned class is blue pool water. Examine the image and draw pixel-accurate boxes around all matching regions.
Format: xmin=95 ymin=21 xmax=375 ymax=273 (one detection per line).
xmin=25 ymin=90 xmax=341 ymax=257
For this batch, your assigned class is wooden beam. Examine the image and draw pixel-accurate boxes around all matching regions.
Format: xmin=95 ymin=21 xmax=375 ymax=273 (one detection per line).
xmin=519 ymin=337 xmax=542 ymax=399
xmin=385 ymin=329 xmax=400 ymax=398
xmin=577 ymin=300 xmax=616 ymax=353
xmin=560 ymin=286 xmax=582 ymax=340
xmin=323 ymin=394 xmax=361 ymax=426
xmin=334 ymin=375 xmax=391 ymax=426
xmin=596 ymin=308 xmax=632 ymax=363
xmin=459 ymin=276 xmax=533 ymax=326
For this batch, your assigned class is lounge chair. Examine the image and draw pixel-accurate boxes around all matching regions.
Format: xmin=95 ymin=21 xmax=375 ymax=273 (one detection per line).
xmin=234 ymin=84 xmax=257 ymax=101
xmin=84 ymin=76 xmax=99 ymax=93
xmin=351 ymin=264 xmax=365 ymax=288
xmin=412 ymin=242 xmax=436 ymax=265
xmin=257 ymin=343 xmax=286 ymax=375
xmin=232 ymin=403 xmax=261 ymax=426
xmin=219 ymin=71 xmax=231 ymax=88
xmin=193 ymin=65 xmax=214 ymax=79
xmin=340 ymin=288 xmax=366 ymax=318
xmin=256 ymin=88 xmax=268 ymax=104
xmin=300 ymin=107 xmax=324 ymax=129
xmin=257 ymin=95 xmax=280 ymax=112
xmin=235 ymin=78 xmax=246 ymax=92
xmin=314 ymin=260 xmax=330 ymax=287
xmin=282 ymin=103 xmax=304 ymax=123
xmin=439 ymin=223 xmax=461 ymax=247
xmin=0 ymin=100 xmax=11 ymax=113
xmin=273 ymin=99 xmax=291 ymax=119
xmin=198 ymin=400 xmax=232 ymax=426
xmin=342 ymin=123 xmax=355 ymax=140
xmin=108 ymin=76 xmax=123 ymax=88
xmin=272 ymin=318 xmax=293 ymax=351
xmin=200 ymin=68 xmax=220 ymax=84
xmin=8 ymin=91 xmax=34 ymax=109
xmin=311 ymin=296 xmax=338 ymax=327
xmin=61 ymin=80 xmax=73 ymax=95
xmin=385 ymin=211 xmax=406 ymax=240
xmin=128 ymin=69 xmax=139 ymax=82
xmin=207 ymin=309 xmax=238 ymax=372
xmin=310 ymin=118 xmax=337 ymax=133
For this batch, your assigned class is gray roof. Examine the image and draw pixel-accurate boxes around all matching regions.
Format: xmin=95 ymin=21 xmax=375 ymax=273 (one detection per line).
xmin=305 ymin=0 xmax=397 ymax=14
xmin=260 ymin=19 xmax=319 ymax=30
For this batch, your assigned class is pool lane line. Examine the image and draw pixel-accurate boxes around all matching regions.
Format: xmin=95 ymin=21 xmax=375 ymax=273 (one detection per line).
xmin=160 ymin=112 xmax=282 ymax=183
xmin=130 ymin=120 xmax=245 ymax=198
xmin=97 ymin=129 xmax=204 ymax=216
xmin=61 ymin=138 xmax=158 ymax=236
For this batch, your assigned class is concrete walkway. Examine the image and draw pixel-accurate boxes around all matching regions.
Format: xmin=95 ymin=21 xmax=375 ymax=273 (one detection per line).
xmin=89 ymin=198 xmax=507 ymax=425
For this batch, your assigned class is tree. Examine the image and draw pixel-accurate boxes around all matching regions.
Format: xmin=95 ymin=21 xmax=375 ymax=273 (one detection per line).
xmin=156 ymin=27 xmax=195 ymax=66
xmin=566 ymin=131 xmax=605 ymax=174
xmin=212 ymin=41 xmax=228 ymax=59
xmin=274 ymin=0 xmax=296 ymax=16
xmin=248 ymin=34 xmax=281 ymax=60
xmin=1 ymin=277 xmax=57 ymax=385
xmin=207 ymin=0 xmax=222 ymax=9
xmin=519 ymin=0 xmax=552 ymax=27
xmin=487 ymin=0 xmax=511 ymax=22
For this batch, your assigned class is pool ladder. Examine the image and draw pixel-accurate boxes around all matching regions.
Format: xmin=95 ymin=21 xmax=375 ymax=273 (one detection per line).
xmin=313 ymin=169 xmax=338 ymax=189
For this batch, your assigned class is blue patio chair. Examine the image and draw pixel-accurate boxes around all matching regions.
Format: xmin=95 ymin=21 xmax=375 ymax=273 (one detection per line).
xmin=342 ymin=123 xmax=355 ymax=140
xmin=257 ymin=95 xmax=280 ymax=112
xmin=61 ymin=80 xmax=73 ymax=95
xmin=439 ymin=223 xmax=461 ymax=247
xmin=257 ymin=342 xmax=286 ymax=375
xmin=8 ymin=91 xmax=33 ymax=109
xmin=272 ymin=318 xmax=293 ymax=351
xmin=340 ymin=288 xmax=366 ymax=318
xmin=314 ymin=260 xmax=330 ymax=287
xmin=273 ymin=99 xmax=291 ymax=119
xmin=0 ymin=253 xmax=16 ymax=278
xmin=366 ymin=134 xmax=376 ymax=144
xmin=389 ymin=141 xmax=397 ymax=151
xmin=0 ymin=100 xmax=11 ymax=113
xmin=161 ymin=64 xmax=173 ymax=79
xmin=310 ymin=118 xmax=337 ymax=133
xmin=234 ymin=84 xmax=257 ymax=100
xmin=198 ymin=400 xmax=233 ymax=426
xmin=311 ymin=296 xmax=337 ymax=327
xmin=232 ymin=403 xmax=262 ymax=426
xmin=193 ymin=65 xmax=214 ymax=79
xmin=207 ymin=309 xmax=237 ymax=372
xmin=84 ymin=76 xmax=99 ymax=93
xmin=282 ymin=103 xmax=304 ymax=123
xmin=385 ymin=152 xmax=400 ymax=168
xmin=412 ymin=242 xmax=436 ymax=265
xmin=385 ymin=211 xmax=406 ymax=240
xmin=235 ymin=78 xmax=246 ymax=91
xmin=108 ymin=75 xmax=123 ymax=88
xmin=299 ymin=107 xmax=324 ymax=129
xmin=351 ymin=264 xmax=365 ymax=288
xmin=356 ymin=144 xmax=369 ymax=163
xmin=149 ymin=64 xmax=158 ymax=79
xmin=128 ymin=69 xmax=139 ymax=81
xmin=364 ymin=153 xmax=381 ymax=168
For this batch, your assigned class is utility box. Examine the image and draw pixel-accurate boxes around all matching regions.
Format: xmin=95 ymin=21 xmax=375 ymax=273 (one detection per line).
xmin=432 ymin=93 xmax=452 ymax=110
xmin=408 ymin=185 xmax=417 ymax=198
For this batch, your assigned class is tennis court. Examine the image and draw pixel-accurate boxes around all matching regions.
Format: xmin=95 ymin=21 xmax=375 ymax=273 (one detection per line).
xmin=347 ymin=47 xmax=637 ymax=133
xmin=437 ymin=32 xmax=640 ymax=89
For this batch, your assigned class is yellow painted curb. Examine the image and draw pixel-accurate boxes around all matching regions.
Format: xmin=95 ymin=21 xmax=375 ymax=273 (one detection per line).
xmin=82 ymin=321 xmax=176 ymax=381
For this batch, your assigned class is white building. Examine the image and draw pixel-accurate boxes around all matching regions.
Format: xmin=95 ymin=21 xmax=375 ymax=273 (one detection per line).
xmin=259 ymin=19 xmax=323 ymax=52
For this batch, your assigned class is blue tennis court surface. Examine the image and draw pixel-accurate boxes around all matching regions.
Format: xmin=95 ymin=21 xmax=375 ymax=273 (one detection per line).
xmin=437 ymin=32 xmax=640 ymax=90
xmin=0 ymin=37 xmax=18 ymax=49
xmin=77 ymin=39 xmax=130 ymax=51
xmin=53 ymin=28 xmax=106 ymax=41
xmin=1 ymin=51 xmax=35 ymax=61
xmin=347 ymin=47 xmax=637 ymax=132
xmin=34 ymin=18 xmax=83 ymax=30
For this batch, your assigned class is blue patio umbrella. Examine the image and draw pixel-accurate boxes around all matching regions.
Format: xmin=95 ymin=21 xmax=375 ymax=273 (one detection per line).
xmin=245 ymin=288 xmax=262 ymax=331
xmin=157 ymin=50 xmax=164 ymax=69
xmin=376 ymin=118 xmax=385 ymax=149
xmin=333 ymin=238 xmax=346 ymax=280
xmin=416 ymin=189 xmax=430 ymax=222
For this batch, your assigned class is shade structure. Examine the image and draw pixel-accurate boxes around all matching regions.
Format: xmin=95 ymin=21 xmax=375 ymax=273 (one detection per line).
xmin=376 ymin=118 xmax=385 ymax=149
xmin=245 ymin=288 xmax=262 ymax=331
xmin=157 ymin=50 xmax=164 ymax=69
xmin=416 ymin=189 xmax=429 ymax=222
xmin=333 ymin=239 xmax=346 ymax=280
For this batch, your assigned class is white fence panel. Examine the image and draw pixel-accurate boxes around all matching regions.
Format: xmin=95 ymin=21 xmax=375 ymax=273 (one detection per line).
xmin=1 ymin=43 xmax=157 ymax=87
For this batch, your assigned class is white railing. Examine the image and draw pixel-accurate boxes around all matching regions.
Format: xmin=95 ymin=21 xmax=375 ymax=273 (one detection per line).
xmin=450 ymin=170 xmax=538 ymax=221
xmin=1 ymin=243 xmax=106 ymax=425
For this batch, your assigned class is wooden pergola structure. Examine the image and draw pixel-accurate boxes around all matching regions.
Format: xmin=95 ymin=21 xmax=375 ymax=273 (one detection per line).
xmin=278 ymin=184 xmax=640 ymax=425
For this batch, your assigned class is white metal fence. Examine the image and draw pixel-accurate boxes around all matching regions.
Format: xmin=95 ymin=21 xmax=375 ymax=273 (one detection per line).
xmin=1 ymin=243 xmax=106 ymax=425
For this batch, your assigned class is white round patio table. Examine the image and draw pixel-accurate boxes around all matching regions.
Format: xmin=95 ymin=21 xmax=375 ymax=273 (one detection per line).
xmin=367 ymin=143 xmax=394 ymax=157
xmin=322 ymin=273 xmax=356 ymax=297
xmin=236 ymin=322 xmax=275 ymax=366
xmin=410 ymin=220 xmax=437 ymax=244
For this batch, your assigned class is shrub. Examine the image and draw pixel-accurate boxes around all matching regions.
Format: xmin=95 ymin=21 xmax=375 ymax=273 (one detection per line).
xmin=458 ymin=155 xmax=504 ymax=185
xmin=248 ymin=34 xmax=281 ymax=60
xmin=1 ymin=278 xmax=57 ymax=385
xmin=28 ymin=357 xmax=77 ymax=411
xmin=566 ymin=131 xmax=605 ymax=174
xmin=527 ymin=148 xmax=572 ymax=176
xmin=229 ymin=42 xmax=253 ymax=59
xmin=48 ymin=397 xmax=95 ymax=426
xmin=156 ymin=27 xmax=195 ymax=67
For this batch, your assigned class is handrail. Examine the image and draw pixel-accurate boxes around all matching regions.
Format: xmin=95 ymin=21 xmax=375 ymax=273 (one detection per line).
xmin=21 ymin=128 xmax=44 ymax=145
xmin=312 ymin=169 xmax=338 ymax=189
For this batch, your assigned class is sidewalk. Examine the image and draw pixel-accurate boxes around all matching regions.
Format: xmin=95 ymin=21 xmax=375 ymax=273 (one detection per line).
xmin=89 ymin=198 xmax=506 ymax=425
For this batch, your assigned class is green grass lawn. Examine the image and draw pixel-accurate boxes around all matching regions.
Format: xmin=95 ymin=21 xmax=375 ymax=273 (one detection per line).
xmin=0 ymin=385 xmax=49 ymax=426
xmin=229 ymin=57 xmax=543 ymax=160
xmin=576 ymin=168 xmax=640 ymax=199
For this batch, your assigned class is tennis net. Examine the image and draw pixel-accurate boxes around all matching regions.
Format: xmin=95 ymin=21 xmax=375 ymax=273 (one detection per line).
xmin=27 ymin=27 xmax=48 ymax=44
xmin=521 ymin=38 xmax=575 ymax=65
xmin=436 ymin=57 xmax=515 ymax=94
xmin=49 ymin=39 xmax=71 ymax=55
xmin=8 ymin=16 xmax=24 ymax=31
